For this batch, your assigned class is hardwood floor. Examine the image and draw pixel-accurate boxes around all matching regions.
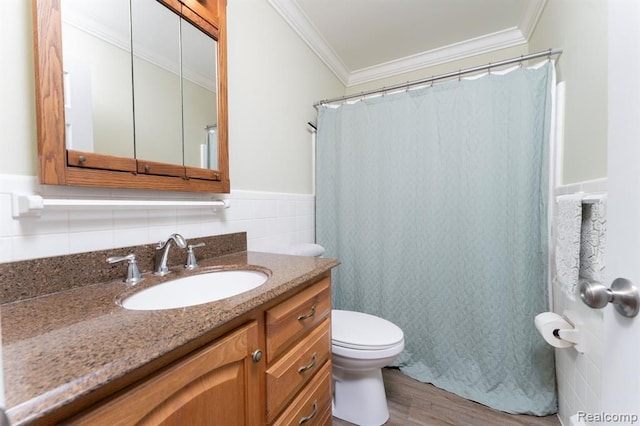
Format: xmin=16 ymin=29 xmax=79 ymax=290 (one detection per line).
xmin=332 ymin=368 xmax=560 ymax=426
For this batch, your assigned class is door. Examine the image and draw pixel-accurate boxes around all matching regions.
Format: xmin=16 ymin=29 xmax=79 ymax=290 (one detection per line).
xmin=602 ymin=0 xmax=640 ymax=416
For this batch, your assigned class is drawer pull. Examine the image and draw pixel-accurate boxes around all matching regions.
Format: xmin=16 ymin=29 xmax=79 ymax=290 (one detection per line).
xmin=297 ymin=352 xmax=317 ymax=374
xmin=297 ymin=304 xmax=316 ymax=321
xmin=298 ymin=400 xmax=318 ymax=424
xmin=251 ymin=349 xmax=263 ymax=363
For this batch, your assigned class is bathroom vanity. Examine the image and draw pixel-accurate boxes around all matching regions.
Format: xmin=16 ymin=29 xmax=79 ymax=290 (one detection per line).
xmin=23 ymin=0 xmax=334 ymax=421
xmin=0 ymin=233 xmax=338 ymax=425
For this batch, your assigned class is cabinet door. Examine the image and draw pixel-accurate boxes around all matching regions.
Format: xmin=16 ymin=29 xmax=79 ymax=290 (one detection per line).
xmin=68 ymin=321 xmax=261 ymax=425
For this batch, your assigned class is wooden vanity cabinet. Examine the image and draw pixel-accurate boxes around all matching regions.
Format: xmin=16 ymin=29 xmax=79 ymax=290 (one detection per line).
xmin=62 ymin=275 xmax=333 ymax=425
xmin=67 ymin=321 xmax=262 ymax=425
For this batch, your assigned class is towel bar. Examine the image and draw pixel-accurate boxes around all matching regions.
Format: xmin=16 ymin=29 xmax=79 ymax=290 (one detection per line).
xmin=581 ymin=194 xmax=605 ymax=204
xmin=11 ymin=194 xmax=230 ymax=218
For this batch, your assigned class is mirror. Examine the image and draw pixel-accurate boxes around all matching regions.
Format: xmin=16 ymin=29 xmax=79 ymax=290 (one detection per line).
xmin=59 ymin=0 xmax=219 ymax=171
xmin=131 ymin=0 xmax=183 ymax=165
xmin=181 ymin=18 xmax=218 ymax=170
xmin=60 ymin=0 xmax=135 ymax=158
xmin=33 ymin=0 xmax=229 ymax=193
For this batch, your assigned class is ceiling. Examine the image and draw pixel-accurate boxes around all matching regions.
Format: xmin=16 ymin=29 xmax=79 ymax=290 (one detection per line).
xmin=267 ymin=0 xmax=548 ymax=86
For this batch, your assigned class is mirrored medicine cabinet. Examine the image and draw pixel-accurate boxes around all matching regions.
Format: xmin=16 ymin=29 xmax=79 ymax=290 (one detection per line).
xmin=32 ymin=0 xmax=229 ymax=193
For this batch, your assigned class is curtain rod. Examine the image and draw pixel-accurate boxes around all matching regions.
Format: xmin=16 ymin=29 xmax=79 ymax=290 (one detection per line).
xmin=314 ymin=48 xmax=563 ymax=108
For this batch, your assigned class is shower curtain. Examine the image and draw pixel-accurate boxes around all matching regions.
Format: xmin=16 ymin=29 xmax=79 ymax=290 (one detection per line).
xmin=316 ymin=62 xmax=556 ymax=415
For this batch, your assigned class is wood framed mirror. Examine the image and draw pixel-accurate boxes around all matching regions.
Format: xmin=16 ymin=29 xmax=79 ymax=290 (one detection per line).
xmin=32 ymin=0 xmax=229 ymax=193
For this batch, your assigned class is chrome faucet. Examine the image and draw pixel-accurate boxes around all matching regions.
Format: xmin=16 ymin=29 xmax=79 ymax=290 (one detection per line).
xmin=154 ymin=233 xmax=187 ymax=276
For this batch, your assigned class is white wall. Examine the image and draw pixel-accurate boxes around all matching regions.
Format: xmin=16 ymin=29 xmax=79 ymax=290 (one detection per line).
xmin=529 ymin=0 xmax=608 ymax=186
xmin=227 ymin=0 xmax=344 ymax=194
xmin=0 ymin=1 xmax=37 ymax=177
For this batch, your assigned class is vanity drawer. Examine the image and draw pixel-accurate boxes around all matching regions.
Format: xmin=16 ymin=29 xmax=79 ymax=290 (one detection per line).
xmin=266 ymin=318 xmax=331 ymax=421
xmin=266 ymin=277 xmax=331 ymax=362
xmin=271 ymin=360 xmax=332 ymax=426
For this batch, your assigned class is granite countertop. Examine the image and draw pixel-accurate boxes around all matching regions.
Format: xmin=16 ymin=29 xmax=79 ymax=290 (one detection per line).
xmin=1 ymin=250 xmax=339 ymax=425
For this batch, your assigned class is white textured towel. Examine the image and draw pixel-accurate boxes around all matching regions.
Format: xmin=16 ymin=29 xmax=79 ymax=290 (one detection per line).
xmin=553 ymin=194 xmax=607 ymax=301
xmin=554 ymin=194 xmax=583 ymax=300
xmin=579 ymin=196 xmax=607 ymax=284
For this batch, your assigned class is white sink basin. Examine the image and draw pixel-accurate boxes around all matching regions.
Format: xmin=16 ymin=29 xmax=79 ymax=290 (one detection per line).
xmin=121 ymin=269 xmax=269 ymax=311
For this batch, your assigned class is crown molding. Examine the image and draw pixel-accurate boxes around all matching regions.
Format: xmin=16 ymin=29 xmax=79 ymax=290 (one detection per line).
xmin=266 ymin=0 xmax=351 ymax=84
xmin=347 ymin=27 xmax=527 ymax=86
xmin=520 ymin=0 xmax=548 ymax=40
xmin=268 ymin=0 xmax=547 ymax=87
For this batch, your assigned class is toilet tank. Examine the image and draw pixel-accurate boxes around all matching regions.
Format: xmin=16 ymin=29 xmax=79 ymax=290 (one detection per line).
xmin=275 ymin=244 xmax=325 ymax=257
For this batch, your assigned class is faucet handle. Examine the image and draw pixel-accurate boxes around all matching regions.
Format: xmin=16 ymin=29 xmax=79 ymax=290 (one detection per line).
xmin=185 ymin=242 xmax=206 ymax=270
xmin=107 ymin=253 xmax=144 ymax=285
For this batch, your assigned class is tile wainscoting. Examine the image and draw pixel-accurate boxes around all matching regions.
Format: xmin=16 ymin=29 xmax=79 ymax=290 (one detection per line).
xmin=0 ymin=174 xmax=315 ymax=263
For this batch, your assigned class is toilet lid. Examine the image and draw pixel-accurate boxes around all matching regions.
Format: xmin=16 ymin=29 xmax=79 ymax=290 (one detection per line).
xmin=275 ymin=244 xmax=325 ymax=257
xmin=332 ymin=310 xmax=404 ymax=350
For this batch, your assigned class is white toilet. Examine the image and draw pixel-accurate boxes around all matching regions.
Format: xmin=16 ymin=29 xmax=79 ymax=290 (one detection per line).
xmin=277 ymin=244 xmax=405 ymax=426
xmin=331 ymin=309 xmax=404 ymax=425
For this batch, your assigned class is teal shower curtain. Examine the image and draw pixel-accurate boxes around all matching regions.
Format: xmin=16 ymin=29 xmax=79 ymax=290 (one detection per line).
xmin=316 ymin=62 xmax=556 ymax=415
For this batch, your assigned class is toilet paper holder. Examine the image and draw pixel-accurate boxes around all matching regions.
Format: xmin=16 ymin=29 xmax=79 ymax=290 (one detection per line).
xmin=578 ymin=278 xmax=640 ymax=318
xmin=560 ymin=311 xmax=583 ymax=354
xmin=553 ymin=327 xmax=579 ymax=345
xmin=535 ymin=311 xmax=584 ymax=353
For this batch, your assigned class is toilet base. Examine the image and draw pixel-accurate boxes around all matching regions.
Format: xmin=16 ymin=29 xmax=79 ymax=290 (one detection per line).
xmin=332 ymin=366 xmax=389 ymax=426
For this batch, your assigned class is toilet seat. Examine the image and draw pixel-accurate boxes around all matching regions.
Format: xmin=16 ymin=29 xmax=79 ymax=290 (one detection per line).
xmin=332 ymin=310 xmax=404 ymax=350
